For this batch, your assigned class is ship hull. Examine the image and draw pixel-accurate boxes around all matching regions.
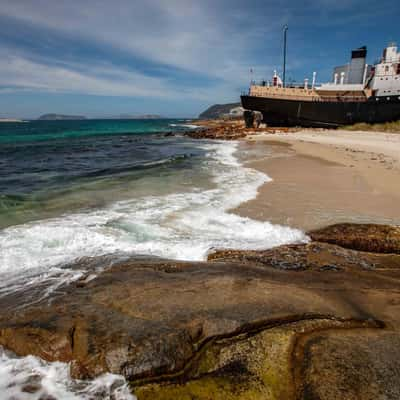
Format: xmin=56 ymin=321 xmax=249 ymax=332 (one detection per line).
xmin=241 ymin=95 xmax=400 ymax=127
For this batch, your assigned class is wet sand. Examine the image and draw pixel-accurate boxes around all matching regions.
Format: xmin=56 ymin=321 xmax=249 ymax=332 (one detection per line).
xmin=234 ymin=130 xmax=400 ymax=231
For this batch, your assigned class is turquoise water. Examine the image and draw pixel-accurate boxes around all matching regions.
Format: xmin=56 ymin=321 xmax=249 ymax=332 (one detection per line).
xmin=0 ymin=119 xmax=206 ymax=228
xmin=0 ymin=119 xmax=177 ymax=143
xmin=0 ymin=118 xmax=306 ymax=400
xmin=0 ymin=118 xmax=306 ymax=290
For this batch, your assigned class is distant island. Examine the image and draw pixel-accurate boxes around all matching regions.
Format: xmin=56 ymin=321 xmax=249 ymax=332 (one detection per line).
xmin=106 ymin=114 xmax=164 ymax=120
xmin=199 ymin=103 xmax=242 ymax=119
xmin=0 ymin=118 xmax=23 ymax=123
xmin=38 ymin=114 xmax=87 ymax=121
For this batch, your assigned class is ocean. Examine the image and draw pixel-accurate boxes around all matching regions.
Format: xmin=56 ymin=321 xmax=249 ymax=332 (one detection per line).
xmin=0 ymin=119 xmax=306 ymax=399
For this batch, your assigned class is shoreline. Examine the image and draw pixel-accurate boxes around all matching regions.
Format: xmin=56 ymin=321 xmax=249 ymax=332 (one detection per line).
xmin=232 ymin=129 xmax=400 ymax=231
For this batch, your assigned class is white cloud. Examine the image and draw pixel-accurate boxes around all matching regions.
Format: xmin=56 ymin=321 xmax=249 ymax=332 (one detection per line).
xmin=0 ymin=0 xmax=281 ymax=81
xmin=1 ymin=0 xmax=374 ymax=102
xmin=0 ymin=52 xmax=192 ymax=98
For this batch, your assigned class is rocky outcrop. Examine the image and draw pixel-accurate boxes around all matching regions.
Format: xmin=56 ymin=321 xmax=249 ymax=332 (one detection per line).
xmin=0 ymin=224 xmax=400 ymax=399
xmin=185 ymin=124 xmax=247 ymax=140
xmin=309 ymin=223 xmax=400 ymax=254
xmin=207 ymin=241 xmax=399 ymax=271
xmin=184 ymin=120 xmax=300 ymax=140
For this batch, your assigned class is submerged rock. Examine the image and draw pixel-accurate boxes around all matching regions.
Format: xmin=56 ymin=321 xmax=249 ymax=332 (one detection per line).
xmin=0 ymin=224 xmax=399 ymax=399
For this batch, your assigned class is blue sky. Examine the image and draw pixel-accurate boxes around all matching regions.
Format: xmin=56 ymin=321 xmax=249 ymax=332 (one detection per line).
xmin=0 ymin=0 xmax=399 ymax=118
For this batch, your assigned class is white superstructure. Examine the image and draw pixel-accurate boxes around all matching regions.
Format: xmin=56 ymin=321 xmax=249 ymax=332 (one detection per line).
xmin=369 ymin=43 xmax=400 ymax=96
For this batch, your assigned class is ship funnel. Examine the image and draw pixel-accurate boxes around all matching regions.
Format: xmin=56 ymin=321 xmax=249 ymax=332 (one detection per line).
xmin=348 ymin=46 xmax=367 ymax=84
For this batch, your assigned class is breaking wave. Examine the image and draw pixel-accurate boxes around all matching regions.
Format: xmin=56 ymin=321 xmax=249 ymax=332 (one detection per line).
xmin=0 ymin=141 xmax=307 ymax=298
xmin=0 ymin=139 xmax=308 ymax=399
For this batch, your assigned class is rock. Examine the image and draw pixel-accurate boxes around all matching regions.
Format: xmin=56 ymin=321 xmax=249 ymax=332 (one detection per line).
xmin=135 ymin=319 xmax=389 ymax=400
xmin=185 ymin=125 xmax=247 ymax=140
xmin=294 ymin=330 xmax=400 ymax=399
xmin=182 ymin=120 xmax=249 ymax=140
xmin=207 ymin=241 xmax=400 ymax=272
xmin=309 ymin=223 xmax=400 ymax=254
xmin=0 ymin=225 xmax=400 ymax=399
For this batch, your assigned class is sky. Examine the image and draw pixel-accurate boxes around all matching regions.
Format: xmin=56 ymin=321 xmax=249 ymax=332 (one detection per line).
xmin=0 ymin=0 xmax=399 ymax=118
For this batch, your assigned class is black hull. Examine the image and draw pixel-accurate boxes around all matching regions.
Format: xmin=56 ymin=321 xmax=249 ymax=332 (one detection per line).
xmin=241 ymin=95 xmax=400 ymax=128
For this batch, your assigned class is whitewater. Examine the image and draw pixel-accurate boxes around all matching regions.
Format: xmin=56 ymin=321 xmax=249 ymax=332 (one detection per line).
xmin=0 ymin=138 xmax=307 ymax=399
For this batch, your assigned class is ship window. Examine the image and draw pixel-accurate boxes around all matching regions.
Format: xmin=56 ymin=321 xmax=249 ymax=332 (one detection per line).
xmin=387 ymin=97 xmax=390 ymax=100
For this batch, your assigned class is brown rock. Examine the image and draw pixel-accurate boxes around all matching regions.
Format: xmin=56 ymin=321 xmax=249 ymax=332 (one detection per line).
xmin=308 ymin=223 xmax=400 ymax=254
xmin=294 ymin=330 xmax=400 ymax=399
xmin=0 ymin=225 xmax=400 ymax=399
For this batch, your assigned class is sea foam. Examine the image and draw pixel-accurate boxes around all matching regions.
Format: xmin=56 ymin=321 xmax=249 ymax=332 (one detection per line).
xmin=0 ymin=140 xmax=307 ymax=297
xmin=0 ymin=140 xmax=308 ymax=399
xmin=169 ymin=123 xmax=200 ymax=129
xmin=0 ymin=347 xmax=136 ymax=400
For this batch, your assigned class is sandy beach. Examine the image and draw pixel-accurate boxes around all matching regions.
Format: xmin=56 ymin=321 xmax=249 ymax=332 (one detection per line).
xmin=234 ymin=129 xmax=400 ymax=231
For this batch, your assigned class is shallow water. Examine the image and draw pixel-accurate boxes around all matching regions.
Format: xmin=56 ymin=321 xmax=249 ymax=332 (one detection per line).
xmin=0 ymin=119 xmax=307 ymax=399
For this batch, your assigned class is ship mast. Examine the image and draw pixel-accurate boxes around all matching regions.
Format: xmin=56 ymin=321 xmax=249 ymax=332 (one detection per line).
xmin=283 ymin=24 xmax=288 ymax=87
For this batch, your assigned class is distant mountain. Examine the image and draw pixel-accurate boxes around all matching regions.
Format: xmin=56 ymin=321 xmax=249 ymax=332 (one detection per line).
xmin=38 ymin=114 xmax=87 ymax=121
xmin=199 ymin=103 xmax=241 ymax=119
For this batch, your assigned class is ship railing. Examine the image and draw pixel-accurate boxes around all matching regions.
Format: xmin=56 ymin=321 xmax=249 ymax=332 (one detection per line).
xmin=251 ymin=81 xmax=320 ymax=88
xmin=246 ymin=92 xmax=368 ymax=103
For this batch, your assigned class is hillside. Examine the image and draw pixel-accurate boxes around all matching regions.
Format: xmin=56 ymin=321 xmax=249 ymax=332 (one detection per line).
xmin=199 ymin=103 xmax=241 ymax=119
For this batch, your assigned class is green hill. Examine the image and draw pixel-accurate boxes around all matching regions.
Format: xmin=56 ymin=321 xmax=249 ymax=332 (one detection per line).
xmin=199 ymin=103 xmax=241 ymax=119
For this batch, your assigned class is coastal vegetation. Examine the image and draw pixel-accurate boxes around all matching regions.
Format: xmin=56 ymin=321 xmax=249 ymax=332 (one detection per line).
xmin=344 ymin=120 xmax=400 ymax=133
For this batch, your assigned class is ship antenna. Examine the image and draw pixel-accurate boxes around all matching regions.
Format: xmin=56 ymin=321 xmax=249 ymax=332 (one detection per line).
xmin=283 ymin=24 xmax=288 ymax=88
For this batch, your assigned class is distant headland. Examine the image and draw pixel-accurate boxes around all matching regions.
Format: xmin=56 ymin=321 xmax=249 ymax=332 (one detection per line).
xmin=199 ymin=103 xmax=242 ymax=119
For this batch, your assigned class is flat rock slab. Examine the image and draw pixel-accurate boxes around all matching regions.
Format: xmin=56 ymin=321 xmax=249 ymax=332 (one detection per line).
xmin=308 ymin=223 xmax=400 ymax=254
xmin=0 ymin=224 xmax=400 ymax=399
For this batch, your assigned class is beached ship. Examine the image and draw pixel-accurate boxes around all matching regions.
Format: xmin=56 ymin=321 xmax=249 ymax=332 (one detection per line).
xmin=241 ymin=43 xmax=400 ymax=127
